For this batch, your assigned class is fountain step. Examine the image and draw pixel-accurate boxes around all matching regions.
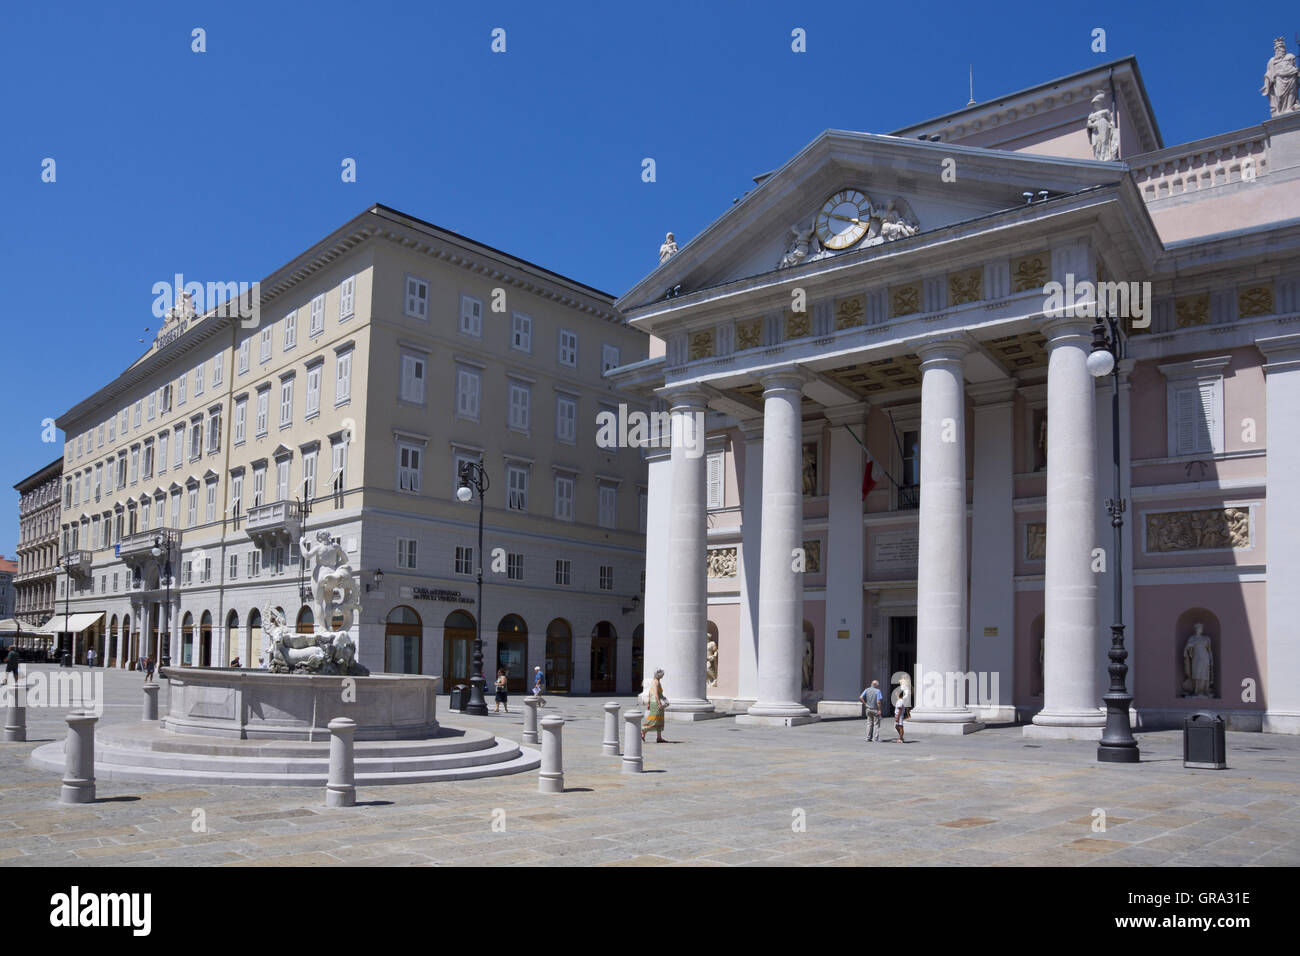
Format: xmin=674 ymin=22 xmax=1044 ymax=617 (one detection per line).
xmin=96 ymin=724 xmax=499 ymax=759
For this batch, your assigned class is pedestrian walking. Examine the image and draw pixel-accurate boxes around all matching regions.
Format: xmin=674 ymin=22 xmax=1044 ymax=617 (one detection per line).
xmin=531 ymin=665 xmax=546 ymax=707
xmin=640 ymin=668 xmax=669 ymax=743
xmin=892 ymin=675 xmax=911 ymax=742
xmin=87 ymin=647 xmax=96 ymax=668
xmin=494 ymin=668 xmax=509 ymax=713
xmin=230 ymin=656 xmax=241 ymax=668
xmin=5 ymin=646 xmax=20 ymax=684
xmin=144 ymin=655 xmax=155 ymax=682
xmin=859 ymin=679 xmax=884 ymax=741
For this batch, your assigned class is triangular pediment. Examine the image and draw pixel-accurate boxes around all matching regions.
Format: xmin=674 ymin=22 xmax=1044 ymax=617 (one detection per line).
xmin=620 ymin=130 xmax=1126 ymax=310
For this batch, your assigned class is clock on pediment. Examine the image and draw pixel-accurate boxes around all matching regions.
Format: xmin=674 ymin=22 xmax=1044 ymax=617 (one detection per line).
xmin=777 ymin=189 xmax=922 ymax=270
xmin=815 ymin=188 xmax=872 ymax=251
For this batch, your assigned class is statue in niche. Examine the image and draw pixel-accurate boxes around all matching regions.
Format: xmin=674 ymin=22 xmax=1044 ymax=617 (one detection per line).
xmin=1037 ymin=415 xmax=1048 ymax=471
xmin=778 ymin=224 xmax=816 ymax=269
xmin=659 ymin=232 xmax=679 ymax=264
xmin=705 ymin=640 xmax=718 ymax=687
xmin=1181 ymin=622 xmax=1215 ymax=698
xmin=802 ymin=443 xmax=818 ymax=496
xmin=801 ymin=635 xmax=814 ymax=690
xmin=1262 ymin=36 xmax=1299 ymax=116
xmin=1087 ymin=92 xmax=1120 ymax=161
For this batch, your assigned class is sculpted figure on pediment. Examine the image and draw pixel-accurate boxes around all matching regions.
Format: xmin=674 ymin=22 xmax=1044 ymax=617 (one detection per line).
xmin=874 ymin=199 xmax=920 ymax=241
xmin=659 ymin=232 xmax=679 ymax=264
xmin=1262 ymin=36 xmax=1299 ymax=116
xmin=778 ymin=224 xmax=817 ymax=269
xmin=1087 ymin=92 xmax=1120 ymax=161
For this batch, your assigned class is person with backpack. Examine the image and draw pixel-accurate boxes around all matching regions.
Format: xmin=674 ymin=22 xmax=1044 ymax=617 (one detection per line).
xmin=144 ymin=655 xmax=155 ymax=682
xmin=859 ymin=680 xmax=884 ymax=742
xmin=531 ymin=666 xmax=546 ymax=707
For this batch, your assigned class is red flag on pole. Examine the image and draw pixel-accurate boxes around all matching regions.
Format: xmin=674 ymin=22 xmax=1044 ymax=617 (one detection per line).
xmin=862 ymin=450 xmax=877 ymax=499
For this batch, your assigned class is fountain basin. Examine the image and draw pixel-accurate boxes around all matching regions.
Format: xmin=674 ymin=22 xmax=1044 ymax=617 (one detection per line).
xmin=159 ymin=667 xmax=440 ymax=741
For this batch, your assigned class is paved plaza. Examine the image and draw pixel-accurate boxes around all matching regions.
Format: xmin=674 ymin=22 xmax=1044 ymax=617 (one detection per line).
xmin=1 ymin=665 xmax=1298 ymax=867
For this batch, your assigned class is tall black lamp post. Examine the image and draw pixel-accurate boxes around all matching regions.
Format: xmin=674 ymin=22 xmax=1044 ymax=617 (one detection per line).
xmin=1087 ymin=316 xmax=1140 ymax=763
xmin=59 ymin=553 xmax=74 ymax=665
xmin=151 ymin=533 xmax=176 ymax=669
xmin=456 ymin=461 xmax=489 ymax=716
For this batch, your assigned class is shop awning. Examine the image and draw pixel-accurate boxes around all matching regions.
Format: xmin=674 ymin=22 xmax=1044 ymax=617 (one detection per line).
xmin=0 ymin=618 xmax=54 ymax=637
xmin=41 ymin=612 xmax=104 ymax=634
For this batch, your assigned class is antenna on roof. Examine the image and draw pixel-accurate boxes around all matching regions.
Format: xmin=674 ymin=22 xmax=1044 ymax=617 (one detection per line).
xmin=967 ymin=64 xmax=976 ymax=107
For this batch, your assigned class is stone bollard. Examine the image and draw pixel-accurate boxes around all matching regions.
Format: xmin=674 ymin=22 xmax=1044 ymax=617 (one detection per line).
xmin=602 ymin=702 xmax=620 ymax=756
xmin=522 ymin=696 xmax=540 ymax=744
xmin=141 ymin=682 xmax=160 ymax=721
xmin=326 ymin=717 xmax=357 ymax=808
xmin=4 ymin=678 xmax=26 ymax=742
xmin=60 ymin=711 xmax=98 ymax=804
xmin=622 ymin=709 xmax=644 ymax=774
xmin=538 ymin=715 xmax=565 ymax=793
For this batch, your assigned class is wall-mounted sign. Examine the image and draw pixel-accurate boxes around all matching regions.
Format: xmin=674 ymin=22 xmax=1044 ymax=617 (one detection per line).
xmin=410 ymin=586 xmax=474 ymax=605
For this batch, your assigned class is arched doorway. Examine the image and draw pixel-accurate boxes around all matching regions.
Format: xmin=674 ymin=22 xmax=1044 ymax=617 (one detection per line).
xmin=226 ymin=610 xmax=240 ymax=665
xmin=181 ymin=612 xmax=194 ymax=666
xmin=496 ymin=614 xmax=527 ymax=693
xmin=590 ymin=621 xmax=617 ymax=693
xmin=386 ymin=606 xmax=423 ymax=674
xmin=200 ymin=611 xmax=212 ymax=667
xmin=296 ymin=605 xmax=314 ymax=634
xmin=123 ymin=614 xmax=133 ymax=669
xmin=247 ymin=609 xmax=262 ymax=668
xmin=545 ymin=618 xmax=572 ymax=693
xmin=108 ymin=615 xmax=118 ymax=667
xmin=442 ymin=610 xmax=474 ymax=685
xmin=632 ymin=624 xmax=644 ymax=691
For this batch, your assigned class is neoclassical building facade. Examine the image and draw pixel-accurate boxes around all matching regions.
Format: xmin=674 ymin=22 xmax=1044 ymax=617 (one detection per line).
xmin=13 ymin=457 xmax=63 ymax=629
xmin=52 ymin=205 xmax=650 ymax=692
xmin=612 ymin=55 xmax=1300 ymax=734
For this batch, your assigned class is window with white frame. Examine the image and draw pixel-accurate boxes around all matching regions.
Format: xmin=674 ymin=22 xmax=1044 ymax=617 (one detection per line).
xmin=259 ymin=326 xmax=272 ymax=363
xmin=129 ymin=446 xmax=139 ymax=484
xmin=94 ymin=462 xmax=103 ymax=499
xmin=183 ymin=561 xmax=192 ymax=586
xmin=276 ymin=457 xmax=290 ymax=502
xmin=189 ymin=418 xmax=202 ymax=460
xmin=119 ymin=409 xmax=128 ymax=434
xmin=335 ymin=349 xmax=352 ymax=404
xmin=555 ymin=559 xmax=571 ymax=586
xmin=554 ymin=474 xmax=575 ymax=521
xmin=211 ymin=352 xmax=223 ymax=387
xmin=602 ymin=344 xmax=620 ymax=373
xmin=284 ymin=310 xmax=297 ymax=350
xmin=512 ymin=312 xmax=532 ymax=352
xmin=234 ymin=397 xmax=247 ymax=444
xmin=194 ymin=363 xmax=204 ymax=397
xmin=302 ymin=449 xmax=317 ymax=500
xmin=397 ymin=441 xmax=422 ymax=493
xmin=339 ymin=275 xmax=355 ymax=320
xmin=133 ymin=400 xmax=142 ymax=428
xmin=252 ymin=465 xmax=266 ymax=507
xmin=205 ymin=481 xmax=217 ymax=523
xmin=1161 ymin=357 xmax=1229 ymax=458
xmin=330 ymin=437 xmax=347 ymax=496
xmin=598 ymin=483 xmax=617 ymax=529
xmin=279 ymin=378 xmax=294 ymax=427
xmin=173 ymin=424 xmax=185 ymax=468
xmin=142 ymin=442 xmax=153 ymax=480
xmin=506 ymin=552 xmax=524 ymax=580
xmin=706 ymin=452 xmax=725 ymax=509
xmin=456 ymin=367 xmax=480 ymax=420
xmin=207 ymin=410 xmax=221 ymax=454
xmin=401 ymin=353 xmax=426 ymax=404
xmin=229 ymin=553 xmax=238 ymax=579
xmin=115 ymin=457 xmax=126 ymax=488
xmin=187 ymin=487 xmax=197 ymax=527
xmin=452 ymin=451 xmax=481 ymax=495
xmin=558 ymin=329 xmax=578 ymax=367
xmin=454 ymin=546 xmax=473 ymax=575
xmin=305 ymin=363 xmax=322 ymax=417
xmin=97 ymin=423 xmax=104 ymax=447
xmin=231 ymin=473 xmax=243 ymax=518
xmin=169 ymin=491 xmax=180 ymax=527
xmin=556 ymin=395 xmax=577 ymax=443
xmin=506 ymin=464 xmax=528 ymax=512
xmin=238 ymin=339 xmax=250 ymax=374
xmin=309 ymin=294 xmax=324 ymax=337
xmin=147 ymin=391 xmax=156 ymax=421
xmin=404 ymin=275 xmax=429 ymax=319
xmin=109 ymin=417 xmax=116 ymax=443
xmin=397 ymin=538 xmax=417 ymax=570
xmin=460 ymin=294 xmax=483 ymax=337
xmin=178 ymin=373 xmax=186 ymax=406
xmin=161 ymin=385 xmax=172 ymax=413
xmin=599 ymin=565 xmax=614 ymax=591
xmin=255 ymin=388 xmax=269 ymax=436
xmin=508 ymin=381 xmax=530 ymax=431
xmin=249 ymin=550 xmax=260 ymax=577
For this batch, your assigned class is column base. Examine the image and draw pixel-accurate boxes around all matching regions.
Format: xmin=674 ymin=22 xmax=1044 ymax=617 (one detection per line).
xmin=1262 ymin=712 xmax=1300 ymax=734
xmin=734 ymin=713 xmax=821 ymax=728
xmin=1024 ymin=710 xmax=1106 ymax=740
xmin=666 ymin=709 xmax=731 ymax=722
xmin=903 ymin=719 xmax=985 ymax=735
xmin=817 ymin=699 xmax=866 ymax=718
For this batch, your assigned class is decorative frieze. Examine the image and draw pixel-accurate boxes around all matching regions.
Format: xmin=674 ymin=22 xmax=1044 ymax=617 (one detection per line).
xmin=1237 ymin=283 xmax=1274 ymax=317
xmin=1025 ymin=522 xmax=1046 ymax=561
xmin=688 ymin=329 xmax=715 ymax=361
xmin=785 ymin=309 xmax=812 ymax=340
xmin=735 ymin=317 xmax=763 ymax=351
xmin=706 ymin=547 xmax=738 ymax=579
xmin=948 ymin=267 xmax=983 ymax=306
xmin=835 ymin=294 xmax=865 ymax=329
xmin=802 ymin=540 xmax=821 ymax=573
xmin=1175 ymin=292 xmax=1210 ymax=328
xmin=1010 ymin=253 xmax=1049 ymax=293
xmin=890 ymin=282 xmax=921 ymax=318
xmin=1145 ymin=507 xmax=1251 ymax=553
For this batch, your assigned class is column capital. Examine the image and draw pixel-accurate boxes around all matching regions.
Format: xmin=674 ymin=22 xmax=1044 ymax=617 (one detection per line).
xmin=656 ymin=385 xmax=711 ymax=412
xmin=966 ymin=380 xmax=1018 ymax=406
xmin=914 ymin=333 xmax=976 ymax=365
xmin=1040 ymin=315 xmax=1094 ymax=347
xmin=756 ymin=364 xmax=809 ymax=393
xmin=822 ymin=402 xmax=870 ymax=426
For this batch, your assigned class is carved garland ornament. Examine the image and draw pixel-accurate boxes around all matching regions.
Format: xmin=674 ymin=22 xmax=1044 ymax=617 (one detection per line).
xmin=1145 ymin=508 xmax=1251 ymax=553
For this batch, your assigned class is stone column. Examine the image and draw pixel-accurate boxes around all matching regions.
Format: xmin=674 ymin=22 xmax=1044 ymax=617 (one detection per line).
xmin=1260 ymin=334 xmax=1300 ymax=732
xmin=662 ymin=388 xmax=714 ymax=713
xmin=142 ymin=682 xmax=159 ymax=721
xmin=326 ymin=717 xmax=356 ymax=808
xmin=538 ymin=715 xmax=564 ymax=793
xmin=1028 ymin=317 xmax=1105 ymax=738
xmin=60 ymin=711 xmax=97 ymax=804
xmin=741 ymin=368 xmax=815 ymax=725
xmin=967 ymin=382 xmax=1017 ymax=723
xmin=735 ymin=419 xmax=764 ymax=706
xmin=641 ymin=448 xmax=672 ymax=697
xmin=622 ymin=710 xmax=644 ymax=773
xmin=522 ymin=695 xmax=540 ymax=744
xmin=822 ymin=405 xmax=868 ymax=708
xmin=909 ymin=338 xmax=982 ymax=733
xmin=4 ymin=679 xmax=26 ymax=741
xmin=601 ymin=701 xmax=620 ymax=755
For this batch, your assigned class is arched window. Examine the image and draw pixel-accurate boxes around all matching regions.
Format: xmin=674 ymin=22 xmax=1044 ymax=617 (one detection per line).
xmin=544 ymin=619 xmax=572 ymax=693
xmin=590 ymin=621 xmax=617 ymax=693
xmin=296 ymin=605 xmax=315 ymax=634
xmin=496 ymin=614 xmax=528 ymax=692
xmin=247 ymin=608 xmax=263 ymax=668
xmin=441 ymin=609 xmax=472 ymax=685
xmin=226 ymin=610 xmax=240 ymax=666
xmin=181 ymin=612 xmax=195 ymax=667
xmin=385 ymin=606 xmax=422 ymax=674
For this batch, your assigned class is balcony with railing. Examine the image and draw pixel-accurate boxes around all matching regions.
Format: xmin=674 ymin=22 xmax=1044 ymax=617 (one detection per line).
xmin=61 ymin=550 xmax=93 ymax=577
xmin=897 ymin=484 xmax=920 ymax=510
xmin=116 ymin=528 xmax=183 ymax=565
xmin=246 ymin=500 xmax=300 ymax=547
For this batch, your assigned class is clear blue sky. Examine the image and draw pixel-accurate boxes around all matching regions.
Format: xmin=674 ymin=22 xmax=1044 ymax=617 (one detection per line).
xmin=0 ymin=0 xmax=1292 ymax=555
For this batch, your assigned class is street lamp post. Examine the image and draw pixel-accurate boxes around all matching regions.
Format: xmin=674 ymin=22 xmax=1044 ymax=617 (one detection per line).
xmin=59 ymin=553 xmax=73 ymax=666
xmin=1087 ymin=316 xmax=1140 ymax=763
xmin=456 ymin=461 xmax=489 ymax=716
xmin=150 ymin=533 xmax=175 ymax=669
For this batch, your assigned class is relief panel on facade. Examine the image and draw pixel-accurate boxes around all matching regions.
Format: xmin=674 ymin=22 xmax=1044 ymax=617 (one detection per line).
xmin=1010 ymin=253 xmax=1048 ymax=293
xmin=706 ymin=547 xmax=738 ymax=579
xmin=1144 ymin=507 xmax=1251 ymax=553
xmin=735 ymin=317 xmax=763 ymax=351
xmin=785 ymin=309 xmax=812 ymax=340
xmin=890 ymin=282 xmax=921 ymax=318
xmin=1175 ymin=292 xmax=1210 ymax=328
xmin=1237 ymin=283 xmax=1274 ymax=317
xmin=835 ymin=294 xmax=865 ymax=329
xmin=802 ymin=539 xmax=821 ymax=573
xmin=688 ymin=328 xmax=715 ymax=361
xmin=1025 ymin=522 xmax=1046 ymax=561
xmin=948 ymin=267 xmax=983 ymax=306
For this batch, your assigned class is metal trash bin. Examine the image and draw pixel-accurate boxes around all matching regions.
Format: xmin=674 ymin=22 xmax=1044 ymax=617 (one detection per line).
xmin=60 ymin=650 xmax=72 ymax=668
xmin=1183 ymin=711 xmax=1227 ymax=769
xmin=450 ymin=684 xmax=468 ymax=712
